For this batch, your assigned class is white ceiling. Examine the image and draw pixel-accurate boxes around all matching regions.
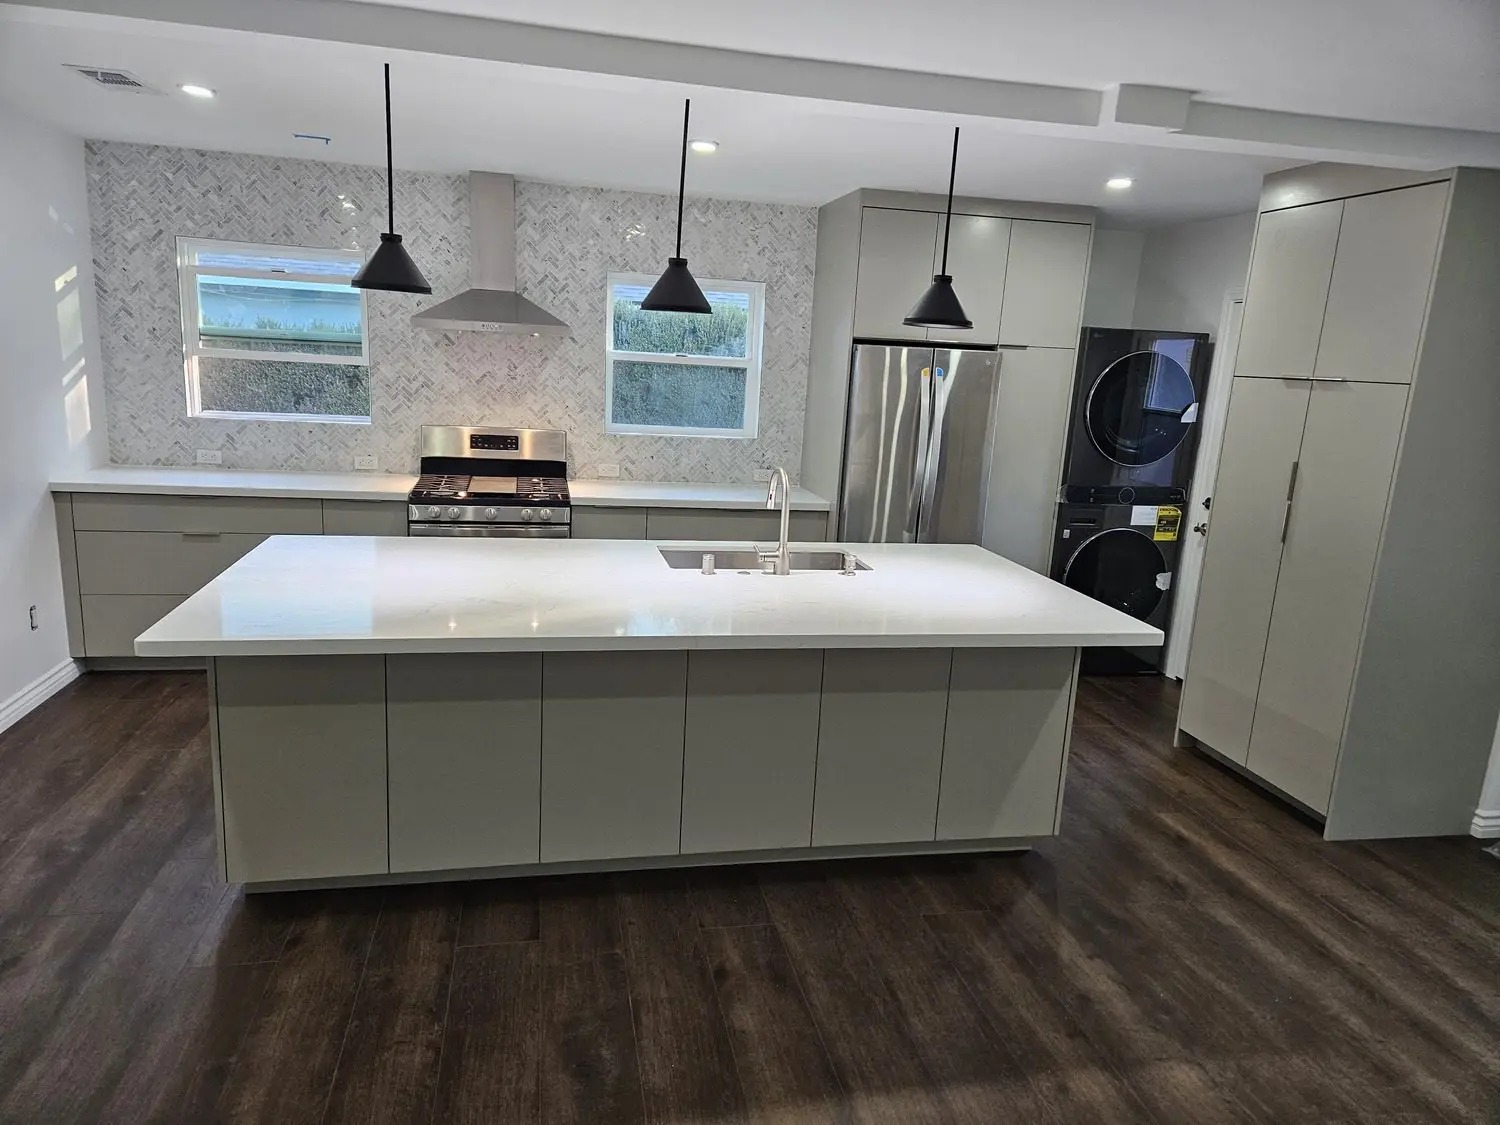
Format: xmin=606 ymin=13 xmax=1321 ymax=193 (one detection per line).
xmin=352 ymin=0 xmax=1500 ymax=133
xmin=2 ymin=0 xmax=1496 ymax=224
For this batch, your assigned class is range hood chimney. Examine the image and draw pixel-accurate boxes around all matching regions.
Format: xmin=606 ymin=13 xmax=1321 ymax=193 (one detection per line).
xmin=411 ymin=172 xmax=570 ymax=336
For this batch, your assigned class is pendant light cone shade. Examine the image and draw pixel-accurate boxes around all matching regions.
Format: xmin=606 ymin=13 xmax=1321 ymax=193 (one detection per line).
xmin=904 ymin=126 xmax=972 ymax=330
xmin=641 ymin=98 xmax=711 ymax=314
xmin=351 ymin=63 xmax=431 ymax=295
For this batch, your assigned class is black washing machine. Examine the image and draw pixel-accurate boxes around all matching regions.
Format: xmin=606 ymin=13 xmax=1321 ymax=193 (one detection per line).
xmin=1051 ymin=501 xmax=1185 ymax=675
xmin=1061 ymin=328 xmax=1211 ymax=502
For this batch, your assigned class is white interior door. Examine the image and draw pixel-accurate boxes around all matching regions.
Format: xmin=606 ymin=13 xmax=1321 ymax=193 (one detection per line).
xmin=1164 ymin=291 xmax=1245 ymax=679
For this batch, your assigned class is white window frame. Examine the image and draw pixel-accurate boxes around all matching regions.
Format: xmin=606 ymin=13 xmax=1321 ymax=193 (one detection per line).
xmin=604 ymin=272 xmax=765 ymax=438
xmin=177 ymin=236 xmax=370 ymax=424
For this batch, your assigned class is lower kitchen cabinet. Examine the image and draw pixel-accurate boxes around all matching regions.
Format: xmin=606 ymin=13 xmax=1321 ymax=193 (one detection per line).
xmin=81 ymin=595 xmax=187 ymax=658
xmin=75 ymin=530 xmax=268 ymax=595
xmin=539 ymin=651 xmax=688 ymax=862
xmin=213 ymin=655 xmax=388 ymax=884
xmin=936 ymin=647 xmax=1074 ymax=839
xmin=680 ymin=649 xmax=822 ymax=853
xmin=386 ymin=653 xmax=541 ymax=872
xmin=571 ymin=506 xmax=648 ymax=539
xmin=644 ymin=507 xmax=829 ymax=542
xmin=322 ymin=499 xmax=408 ymax=536
xmin=812 ymin=648 xmax=952 ymax=846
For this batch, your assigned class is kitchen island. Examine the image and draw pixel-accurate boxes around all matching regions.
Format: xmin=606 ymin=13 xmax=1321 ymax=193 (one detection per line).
xmin=136 ymin=536 xmax=1160 ymax=890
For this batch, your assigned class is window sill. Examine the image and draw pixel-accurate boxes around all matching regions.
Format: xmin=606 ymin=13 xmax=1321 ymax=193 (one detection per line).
xmin=189 ymin=410 xmax=372 ymax=426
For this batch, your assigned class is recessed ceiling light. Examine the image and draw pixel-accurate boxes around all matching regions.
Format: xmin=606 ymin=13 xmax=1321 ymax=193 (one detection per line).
xmin=179 ymin=84 xmax=216 ymax=99
xmin=689 ymin=139 xmax=719 ymax=154
xmin=1106 ymin=176 xmax=1134 ymax=190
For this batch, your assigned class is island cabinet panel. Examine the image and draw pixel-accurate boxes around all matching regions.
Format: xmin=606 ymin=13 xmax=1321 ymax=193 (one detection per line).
xmin=681 ymin=650 xmax=823 ymax=854
xmin=214 ymin=655 xmax=388 ymax=884
xmin=540 ymin=651 xmax=688 ymax=863
xmin=644 ymin=508 xmax=829 ymax=543
xmin=936 ymin=647 xmax=1076 ymax=840
xmin=812 ymin=648 xmax=952 ymax=846
xmin=321 ymin=499 xmax=408 ymax=536
xmin=572 ymin=506 xmax=648 ymax=539
xmin=387 ymin=653 xmax=542 ymax=873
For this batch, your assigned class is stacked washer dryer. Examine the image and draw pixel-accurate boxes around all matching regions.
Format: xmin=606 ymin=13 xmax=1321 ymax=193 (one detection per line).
xmin=1051 ymin=327 xmax=1212 ymax=674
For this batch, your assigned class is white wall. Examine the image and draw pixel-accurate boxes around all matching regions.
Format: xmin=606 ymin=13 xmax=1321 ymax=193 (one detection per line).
xmin=1476 ymin=717 xmax=1500 ymax=837
xmin=1133 ymin=212 xmax=1256 ymax=337
xmin=0 ymin=104 xmax=106 ymax=723
xmin=1081 ymin=228 xmax=1144 ymax=328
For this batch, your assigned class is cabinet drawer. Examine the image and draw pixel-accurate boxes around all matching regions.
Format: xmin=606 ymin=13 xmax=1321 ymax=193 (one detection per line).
xmin=71 ymin=493 xmax=322 ymax=534
xmin=76 ymin=531 xmax=268 ymax=595
xmin=81 ymin=595 xmax=186 ymax=657
xmin=322 ymin=500 xmax=408 ymax=536
xmin=572 ymin=506 xmax=648 ymax=539
xmin=645 ymin=508 xmax=828 ymax=542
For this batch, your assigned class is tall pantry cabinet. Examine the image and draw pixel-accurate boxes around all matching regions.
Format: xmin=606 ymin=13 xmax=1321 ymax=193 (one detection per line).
xmin=1178 ymin=166 xmax=1500 ymax=839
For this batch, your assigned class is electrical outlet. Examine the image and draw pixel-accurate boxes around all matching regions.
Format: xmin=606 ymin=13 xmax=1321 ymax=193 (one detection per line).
xmin=353 ymin=454 xmax=378 ymax=471
xmin=595 ymin=463 xmax=620 ymax=479
xmin=195 ymin=449 xmax=222 ymax=465
xmin=29 ymin=605 xmax=38 ymax=631
xmin=752 ymin=468 xmax=772 ymax=483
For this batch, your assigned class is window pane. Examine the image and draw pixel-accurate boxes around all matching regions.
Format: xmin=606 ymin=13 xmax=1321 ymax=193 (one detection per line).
xmin=197 ymin=357 xmax=370 ymax=418
xmin=611 ymin=361 xmax=748 ymax=431
xmin=197 ymin=275 xmax=363 ymax=356
xmin=611 ymin=282 xmax=749 ymax=358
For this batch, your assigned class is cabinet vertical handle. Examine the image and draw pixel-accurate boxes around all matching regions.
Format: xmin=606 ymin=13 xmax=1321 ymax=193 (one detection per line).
xmin=1280 ymin=461 xmax=1300 ymax=543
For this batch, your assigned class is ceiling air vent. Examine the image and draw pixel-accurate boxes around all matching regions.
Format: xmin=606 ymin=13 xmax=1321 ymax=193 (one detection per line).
xmin=64 ymin=65 xmax=161 ymax=94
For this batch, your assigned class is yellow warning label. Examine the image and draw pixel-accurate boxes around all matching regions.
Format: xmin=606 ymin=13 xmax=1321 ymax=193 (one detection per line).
xmin=1154 ymin=505 xmax=1182 ymax=542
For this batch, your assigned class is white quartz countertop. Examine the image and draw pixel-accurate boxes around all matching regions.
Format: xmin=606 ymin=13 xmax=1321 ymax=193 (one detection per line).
xmin=135 ymin=536 xmax=1163 ymax=657
xmin=48 ymin=466 xmax=828 ymax=510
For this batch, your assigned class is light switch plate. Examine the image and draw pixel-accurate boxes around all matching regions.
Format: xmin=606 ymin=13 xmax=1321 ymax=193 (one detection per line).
xmin=195 ymin=449 xmax=222 ymax=465
xmin=595 ymin=463 xmax=620 ymax=479
xmin=752 ymin=468 xmax=772 ymax=483
xmin=353 ymin=454 xmax=378 ymax=471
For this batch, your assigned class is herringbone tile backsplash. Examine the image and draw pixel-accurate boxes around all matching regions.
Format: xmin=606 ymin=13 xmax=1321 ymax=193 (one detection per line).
xmin=87 ymin=142 xmax=817 ymax=482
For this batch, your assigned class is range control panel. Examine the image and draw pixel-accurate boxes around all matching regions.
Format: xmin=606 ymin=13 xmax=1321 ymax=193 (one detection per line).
xmin=470 ymin=433 xmax=520 ymax=452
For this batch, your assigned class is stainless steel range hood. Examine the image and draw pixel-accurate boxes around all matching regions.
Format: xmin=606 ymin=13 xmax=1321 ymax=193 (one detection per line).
xmin=411 ymin=172 xmax=569 ymax=336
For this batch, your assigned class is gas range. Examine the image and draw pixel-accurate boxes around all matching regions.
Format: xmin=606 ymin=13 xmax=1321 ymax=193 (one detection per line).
xmin=407 ymin=426 xmax=572 ymax=537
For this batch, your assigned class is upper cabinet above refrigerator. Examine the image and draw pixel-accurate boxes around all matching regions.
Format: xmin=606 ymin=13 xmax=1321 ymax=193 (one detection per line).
xmin=850 ymin=206 xmax=1083 ymax=348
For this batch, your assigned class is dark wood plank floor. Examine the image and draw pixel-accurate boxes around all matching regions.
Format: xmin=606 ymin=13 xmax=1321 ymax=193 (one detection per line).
xmin=1 ymin=671 xmax=1497 ymax=1124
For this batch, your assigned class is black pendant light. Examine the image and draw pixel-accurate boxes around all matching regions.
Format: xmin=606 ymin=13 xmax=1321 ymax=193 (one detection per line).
xmin=351 ymin=63 xmax=432 ymax=295
xmin=640 ymin=98 xmax=711 ymax=314
xmin=904 ymin=126 xmax=972 ymax=330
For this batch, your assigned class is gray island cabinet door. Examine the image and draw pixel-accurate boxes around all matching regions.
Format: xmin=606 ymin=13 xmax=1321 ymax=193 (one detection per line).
xmin=936 ymin=647 xmax=1076 ymax=840
xmin=214 ymin=655 xmax=388 ymax=884
xmin=812 ymin=648 xmax=952 ymax=846
xmin=386 ymin=653 xmax=542 ymax=873
xmin=540 ymin=651 xmax=688 ymax=863
xmin=680 ymin=649 xmax=823 ymax=854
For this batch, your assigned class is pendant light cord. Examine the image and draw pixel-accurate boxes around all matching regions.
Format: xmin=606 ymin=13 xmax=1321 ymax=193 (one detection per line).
xmin=675 ymin=99 xmax=690 ymax=258
xmin=939 ymin=126 xmax=959 ymax=275
xmin=381 ymin=62 xmax=393 ymax=234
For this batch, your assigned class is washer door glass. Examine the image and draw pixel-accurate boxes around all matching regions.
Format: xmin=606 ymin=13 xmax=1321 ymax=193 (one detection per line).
xmin=1086 ymin=349 xmax=1197 ymax=467
xmin=1062 ymin=528 xmax=1166 ymax=620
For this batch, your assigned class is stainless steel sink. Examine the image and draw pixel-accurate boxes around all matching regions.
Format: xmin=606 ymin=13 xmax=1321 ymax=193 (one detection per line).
xmin=658 ymin=547 xmax=871 ymax=573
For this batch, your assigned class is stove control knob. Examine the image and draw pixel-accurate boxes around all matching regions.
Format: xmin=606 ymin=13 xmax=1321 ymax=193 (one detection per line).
xmin=423 ymin=505 xmax=441 ymax=520
xmin=483 ymin=507 xmax=499 ymax=521
xmin=444 ymin=506 xmax=462 ymax=520
xmin=539 ymin=508 xmax=553 ymax=522
xmin=520 ymin=508 xmax=534 ymax=522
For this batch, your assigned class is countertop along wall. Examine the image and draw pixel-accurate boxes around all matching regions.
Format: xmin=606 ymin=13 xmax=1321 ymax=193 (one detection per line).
xmin=86 ymin=142 xmax=817 ymax=483
xmin=0 ymin=105 xmax=107 ymax=727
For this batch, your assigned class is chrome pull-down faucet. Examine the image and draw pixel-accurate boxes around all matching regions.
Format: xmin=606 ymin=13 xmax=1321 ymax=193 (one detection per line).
xmin=761 ymin=466 xmax=792 ymax=576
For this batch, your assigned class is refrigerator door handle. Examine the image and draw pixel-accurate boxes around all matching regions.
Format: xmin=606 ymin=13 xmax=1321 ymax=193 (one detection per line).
xmin=915 ymin=365 xmax=953 ymax=542
xmin=906 ymin=365 xmax=934 ymax=542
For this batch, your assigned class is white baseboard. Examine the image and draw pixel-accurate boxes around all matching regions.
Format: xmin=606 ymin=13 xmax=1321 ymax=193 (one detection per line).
xmin=1472 ymin=809 xmax=1500 ymax=839
xmin=0 ymin=659 xmax=81 ymax=736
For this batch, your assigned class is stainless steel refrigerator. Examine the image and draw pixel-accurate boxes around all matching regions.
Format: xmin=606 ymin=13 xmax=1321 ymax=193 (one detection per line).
xmin=838 ymin=342 xmax=1002 ymax=543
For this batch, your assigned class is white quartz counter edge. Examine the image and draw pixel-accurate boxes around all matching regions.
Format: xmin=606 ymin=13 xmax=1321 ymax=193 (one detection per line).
xmin=135 ymin=537 xmax=1163 ymax=657
xmin=48 ymin=466 xmax=830 ymax=510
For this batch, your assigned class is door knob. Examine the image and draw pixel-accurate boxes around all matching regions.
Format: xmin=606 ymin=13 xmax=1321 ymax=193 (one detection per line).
xmin=1192 ymin=523 xmax=1209 ymax=536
